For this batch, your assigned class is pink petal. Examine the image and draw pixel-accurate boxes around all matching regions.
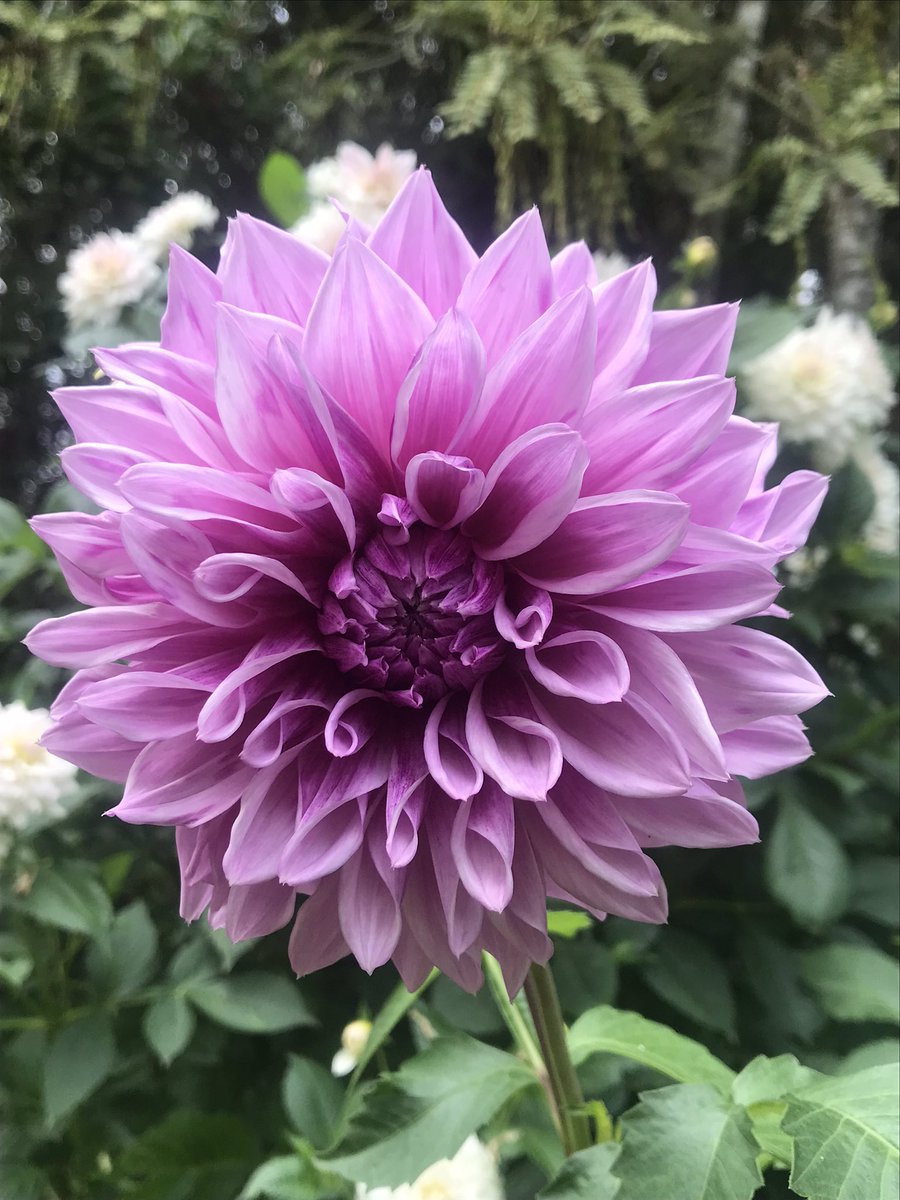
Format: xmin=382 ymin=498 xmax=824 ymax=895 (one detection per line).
xmin=722 ymin=715 xmax=813 ymax=778
xmin=60 ymin=443 xmax=153 ymax=512
xmin=289 ymin=880 xmax=351 ymax=976
xmin=457 ymin=208 xmax=553 ymax=365
xmin=733 ymin=470 xmax=829 ymax=558
xmin=493 ymin=581 xmax=553 ymax=649
xmin=596 ymin=562 xmax=780 ymax=632
xmin=615 ymin=782 xmax=759 ymax=850
xmin=110 ymin=734 xmax=251 ymax=825
xmin=551 ymin=240 xmax=598 ymax=295
xmin=526 ymin=628 xmax=630 ymax=703
xmin=463 ymin=424 xmax=588 ymax=558
xmin=25 ymin=604 xmax=194 ymax=668
xmin=222 ymin=880 xmax=296 ymax=942
xmin=460 ymin=288 xmax=596 ymax=466
xmin=303 ymin=239 xmax=433 ymax=451
xmin=338 ymin=839 xmax=403 ymax=973
xmin=580 ymin=376 xmax=736 ymax=495
xmin=635 ymin=302 xmax=739 ymax=384
xmin=513 ymin=491 xmax=689 ymax=595
xmin=671 ymin=416 xmax=772 ymax=528
xmin=94 ymin=344 xmax=215 ymax=416
xmin=54 ymin=384 xmax=194 ymax=463
xmin=223 ymin=750 xmax=302 ymax=884
xmin=75 ymin=670 xmax=207 ymax=740
xmin=424 ymin=693 xmax=484 ymax=800
xmin=160 ymin=245 xmax=221 ymax=362
xmin=405 ymin=452 xmax=485 ymax=528
xmin=367 ymin=169 xmax=477 ymax=317
xmin=465 ymin=676 xmax=562 ymax=801
xmin=390 ymin=308 xmax=486 ymax=469
xmin=218 ymin=211 xmax=328 ymax=326
xmin=590 ymin=260 xmax=657 ymax=402
xmin=451 ymin=785 xmax=515 ymax=911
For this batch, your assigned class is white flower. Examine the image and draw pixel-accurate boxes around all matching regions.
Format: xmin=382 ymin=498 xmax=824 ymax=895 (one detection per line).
xmin=852 ymin=438 xmax=900 ymax=557
xmin=781 ymin=544 xmax=828 ymax=588
xmin=58 ymin=231 xmax=160 ymax=329
xmin=290 ymin=200 xmax=351 ymax=255
xmin=592 ymin=249 xmax=632 ymax=285
xmin=355 ymin=1137 xmax=503 ymax=1200
xmin=0 ymin=701 xmax=78 ymax=834
xmin=331 ymin=1018 xmax=373 ymax=1077
xmin=741 ymin=308 xmax=896 ymax=462
xmin=294 ymin=142 xmax=417 ymax=253
xmin=134 ymin=191 xmax=219 ymax=260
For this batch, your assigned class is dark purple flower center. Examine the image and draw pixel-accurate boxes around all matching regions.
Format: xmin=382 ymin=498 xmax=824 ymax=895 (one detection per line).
xmin=317 ymin=524 xmax=506 ymax=704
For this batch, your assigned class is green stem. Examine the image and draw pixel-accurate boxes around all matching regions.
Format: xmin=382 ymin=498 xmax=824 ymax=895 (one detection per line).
xmin=523 ymin=962 xmax=593 ymax=1156
xmin=483 ymin=954 xmax=545 ymax=1076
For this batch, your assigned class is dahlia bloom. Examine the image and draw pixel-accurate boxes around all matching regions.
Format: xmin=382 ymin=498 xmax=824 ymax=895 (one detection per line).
xmin=0 ymin=701 xmax=78 ymax=834
xmin=59 ymin=231 xmax=159 ymax=330
xmin=135 ymin=191 xmax=219 ymax=260
xmin=741 ymin=308 xmax=895 ymax=462
xmin=356 ymin=1136 xmax=503 ymax=1200
xmin=27 ymin=172 xmax=829 ymax=994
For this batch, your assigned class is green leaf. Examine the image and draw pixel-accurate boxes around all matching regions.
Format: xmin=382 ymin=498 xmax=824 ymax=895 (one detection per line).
xmin=833 ymin=150 xmax=899 ymax=208
xmin=322 ymin=1035 xmax=535 ymax=1187
xmin=614 ymin=1084 xmax=763 ymax=1200
xmin=120 ymin=1110 xmax=258 ymax=1200
xmin=640 ymin=929 xmax=736 ymax=1039
xmin=852 ymin=855 xmax=900 ymax=927
xmin=764 ymin=797 xmax=851 ymax=929
xmin=767 ymin=165 xmax=828 ymax=243
xmin=783 ymin=1065 xmax=900 ymax=1200
xmin=258 ymin=152 xmax=308 ymax=228
xmin=538 ymin=1142 xmax=621 ymax=1199
xmin=801 ymin=944 xmax=900 ymax=1023
xmin=442 ymin=46 xmax=510 ymax=137
xmin=731 ymin=1054 xmax=822 ymax=1165
xmin=546 ymin=910 xmax=594 ymax=938
xmin=839 ymin=1040 xmax=900 ymax=1076
xmin=87 ymin=900 xmax=157 ymax=997
xmin=737 ymin=926 xmax=824 ymax=1043
xmin=729 ymin=300 xmax=802 ymax=374
xmin=568 ymin=1006 xmax=735 ymax=1094
xmin=553 ymin=939 xmax=618 ymax=1017
xmin=238 ymin=1155 xmax=312 ymax=1200
xmin=0 ymin=934 xmax=33 ymax=989
xmin=143 ymin=993 xmax=196 ymax=1066
xmin=282 ymin=1056 xmax=342 ymax=1150
xmin=186 ymin=971 xmax=316 ymax=1034
xmin=17 ymin=860 xmax=113 ymax=938
xmin=43 ymin=1013 xmax=116 ymax=1126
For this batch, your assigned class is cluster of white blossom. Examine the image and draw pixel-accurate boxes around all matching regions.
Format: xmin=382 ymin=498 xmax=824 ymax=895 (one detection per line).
xmin=592 ymin=248 xmax=632 ymax=284
xmin=0 ymin=701 xmax=79 ymax=862
xmin=58 ymin=191 xmax=218 ymax=331
xmin=356 ymin=1137 xmax=503 ymax=1200
xmin=742 ymin=309 xmax=895 ymax=458
xmin=743 ymin=307 xmax=898 ymax=558
xmin=291 ymin=142 xmax=417 ymax=254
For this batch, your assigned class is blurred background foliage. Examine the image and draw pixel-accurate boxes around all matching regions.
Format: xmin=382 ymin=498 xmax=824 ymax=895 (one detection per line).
xmin=0 ymin=2 xmax=898 ymax=1199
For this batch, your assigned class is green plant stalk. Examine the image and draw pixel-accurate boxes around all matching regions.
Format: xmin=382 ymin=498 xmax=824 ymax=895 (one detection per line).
xmin=523 ymin=962 xmax=593 ymax=1156
xmin=483 ymin=953 xmax=545 ymax=1076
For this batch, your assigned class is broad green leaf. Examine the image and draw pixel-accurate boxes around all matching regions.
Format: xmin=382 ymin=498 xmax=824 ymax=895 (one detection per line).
xmin=322 ymin=1035 xmax=535 ymax=1187
xmin=282 ymin=1056 xmax=342 ymax=1150
xmin=737 ymin=926 xmax=824 ymax=1043
xmin=18 ymin=860 xmax=113 ymax=938
xmin=816 ymin=460 xmax=877 ymax=545
xmin=568 ymin=1006 xmax=735 ymax=1094
xmin=765 ymin=797 xmax=851 ymax=929
xmin=851 ymin=855 xmax=900 ymax=927
xmin=783 ymin=1065 xmax=900 ymax=1200
xmin=430 ymin=975 xmax=505 ymax=1036
xmin=640 ymin=929 xmax=736 ymax=1039
xmin=546 ymin=910 xmax=594 ymax=938
xmin=187 ymin=971 xmax=316 ymax=1034
xmin=731 ymin=1054 xmax=822 ymax=1165
xmin=120 ymin=1110 xmax=258 ymax=1200
xmin=87 ymin=900 xmax=157 ymax=997
xmin=259 ymin=152 xmax=308 ymax=227
xmin=43 ymin=1013 xmax=116 ymax=1126
xmin=347 ymin=969 xmax=437 ymax=1088
xmin=204 ymin=923 xmax=256 ymax=971
xmin=143 ymin=993 xmax=196 ymax=1066
xmin=538 ymin=1142 xmax=621 ymax=1199
xmin=729 ymin=300 xmax=802 ymax=374
xmin=839 ymin=1040 xmax=900 ymax=1076
xmin=0 ymin=934 xmax=33 ymax=989
xmin=801 ymin=944 xmax=900 ymax=1022
xmin=614 ymin=1084 xmax=763 ymax=1200
xmin=239 ymin=1155 xmax=310 ymax=1200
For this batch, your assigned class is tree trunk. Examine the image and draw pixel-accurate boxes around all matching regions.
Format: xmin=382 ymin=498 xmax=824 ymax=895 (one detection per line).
xmin=826 ymin=179 xmax=878 ymax=316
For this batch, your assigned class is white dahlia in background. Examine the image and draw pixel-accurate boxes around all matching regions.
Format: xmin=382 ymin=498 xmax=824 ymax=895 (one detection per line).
xmin=356 ymin=1136 xmax=503 ymax=1200
xmin=293 ymin=142 xmax=417 ymax=250
xmin=0 ymin=701 xmax=78 ymax=835
xmin=741 ymin=308 xmax=895 ymax=463
xmin=591 ymin=249 xmax=632 ymax=285
xmin=135 ymin=191 xmax=219 ymax=260
xmin=852 ymin=437 xmax=900 ymax=557
xmin=290 ymin=199 xmax=349 ymax=255
xmin=58 ymin=231 xmax=159 ymax=329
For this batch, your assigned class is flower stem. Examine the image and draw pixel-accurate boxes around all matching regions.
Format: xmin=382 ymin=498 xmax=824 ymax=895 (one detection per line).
xmin=523 ymin=962 xmax=593 ymax=1156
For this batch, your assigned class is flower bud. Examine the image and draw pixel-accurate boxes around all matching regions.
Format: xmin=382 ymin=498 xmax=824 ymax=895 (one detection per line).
xmin=683 ymin=236 xmax=718 ymax=273
xmin=332 ymin=1018 xmax=373 ymax=1076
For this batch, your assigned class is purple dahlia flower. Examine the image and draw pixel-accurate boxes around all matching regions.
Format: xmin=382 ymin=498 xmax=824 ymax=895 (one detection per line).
xmin=27 ymin=172 xmax=829 ymax=993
